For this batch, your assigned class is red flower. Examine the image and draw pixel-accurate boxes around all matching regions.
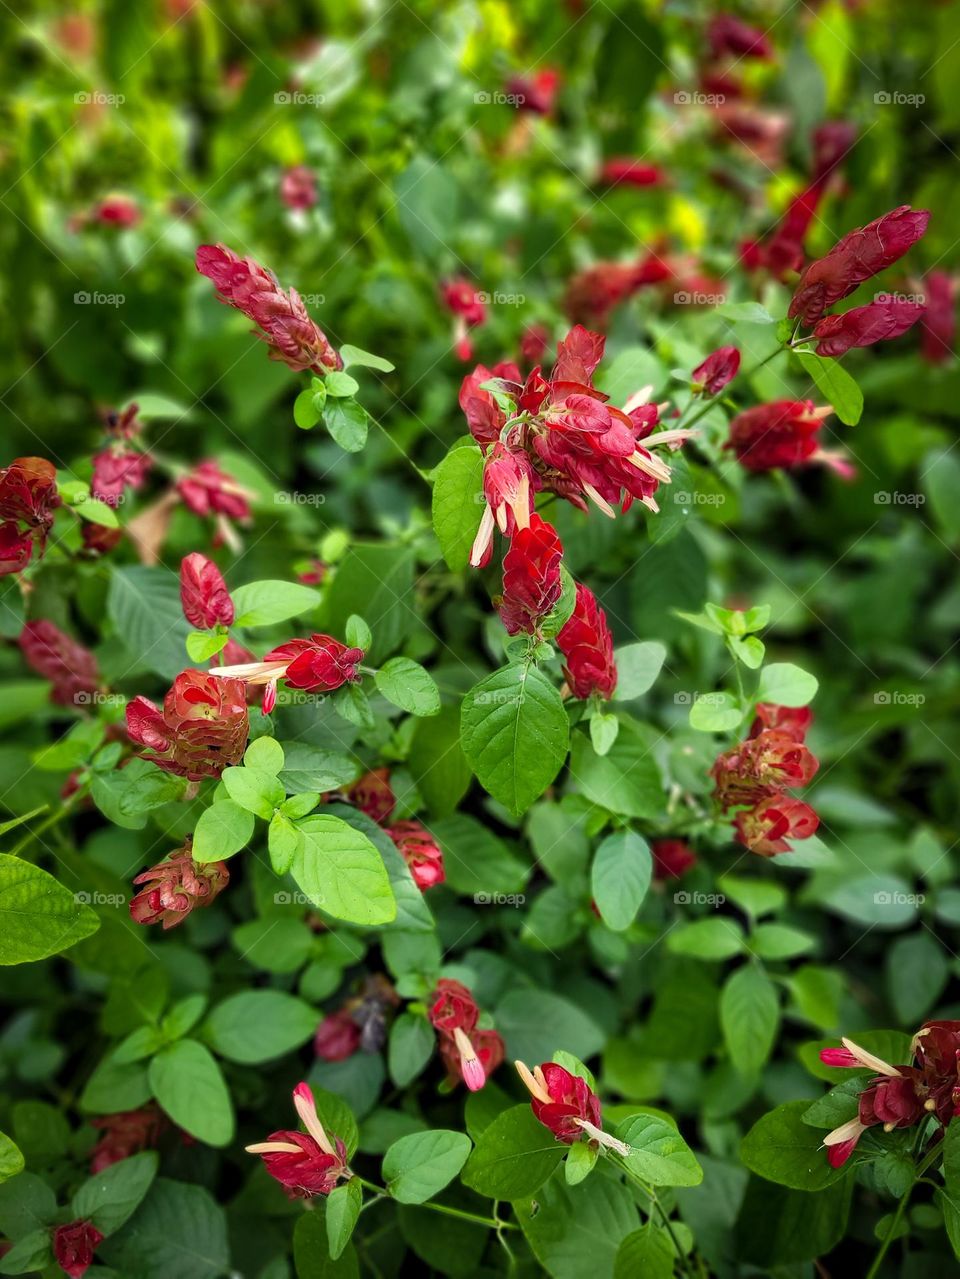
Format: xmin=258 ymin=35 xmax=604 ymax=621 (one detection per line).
xmin=246 ymin=1082 xmax=351 ymax=1198
xmin=812 ymin=299 xmax=924 ymax=358
xmin=441 ymin=278 xmax=486 ymax=327
xmin=652 ymin=838 xmax=697 ymax=881
xmin=733 ymin=793 xmax=819 ymax=856
xmin=692 ymin=346 xmax=740 ymax=395
xmin=707 ymin=14 xmax=773 ymax=60
xmin=94 ymin=195 xmax=140 ymax=227
xmin=564 ymin=260 xmax=650 ymax=328
xmin=788 ymin=205 xmax=930 ymax=327
xmin=598 ymin=158 xmax=665 ymax=188
xmin=557 ymin=582 xmax=617 ymax=700
xmin=498 ymin=514 xmax=564 ymax=636
xmin=196 ymin=243 xmax=342 ymax=373
xmin=130 ymin=842 xmax=229 ymax=928
xmin=458 ymin=361 xmax=522 ymax=449
xmin=81 ymin=522 xmax=123 ymax=557
xmin=518 ymin=1062 xmax=603 ymax=1143
xmin=505 ymin=68 xmax=560 ymax=115
xmin=812 ymin=121 xmax=857 ymax=181
xmin=0 ymin=456 xmax=59 ymax=572
xmin=126 ymin=668 xmax=249 ymax=779
xmin=471 ymin=443 xmax=537 ymax=568
xmin=90 ymin=447 xmax=151 ymax=506
xmin=19 ymin=620 xmax=99 ymax=707
xmin=90 ymin=1106 xmax=165 ymax=1172
xmin=280 ymin=165 xmax=318 ymax=210
xmin=0 ymin=522 xmax=34 ymax=573
xmin=388 ymin=820 xmax=445 ymax=890
xmin=760 ymin=182 xmax=827 ymax=279
xmin=52 ymin=1221 xmax=103 ymax=1279
xmin=347 ymin=768 xmax=395 ymax=824
xmin=177 ymin=460 xmax=253 ymax=523
xmin=439 ymin=1026 xmax=504 ymax=1090
xmin=180 ymin=553 xmax=234 ymax=629
xmin=712 ymin=728 xmax=819 ymax=808
xmin=314 ymin=1011 xmax=362 ymax=1062
xmin=263 ymin=635 xmax=364 ymax=693
xmin=727 ymin=400 xmax=833 ymax=472
xmin=428 ymin=979 xmax=479 ymax=1035
xmin=919 ymin=271 xmax=955 ymax=365
xmin=750 ymin=702 xmax=812 ymax=742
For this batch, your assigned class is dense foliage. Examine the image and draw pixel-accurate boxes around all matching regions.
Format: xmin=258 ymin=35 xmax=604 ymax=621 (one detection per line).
xmin=2 ymin=2 xmax=960 ymax=1277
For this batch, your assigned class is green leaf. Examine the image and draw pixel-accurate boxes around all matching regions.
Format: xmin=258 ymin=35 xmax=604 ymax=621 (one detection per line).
xmin=324 ymin=399 xmax=369 ymax=452
xmin=756 ymin=662 xmax=819 ymax=707
xmin=294 ymin=388 xmax=321 ymax=429
xmin=461 ymin=1105 xmax=563 ymax=1199
xmin=325 ymin=1179 xmax=362 ymax=1260
xmin=721 ymin=965 xmax=779 ymax=1075
xmin=887 ymin=932 xmax=948 ymax=1023
xmin=461 ymin=664 xmax=569 ymax=816
xmin=148 ymin=1040 xmax=234 ymax=1146
xmin=516 ymin=1169 xmax=641 ymax=1278
xmin=795 ymin=351 xmax=863 ymax=425
xmin=321 ymin=544 xmax=415 ymax=664
xmin=388 ymin=1013 xmax=435 ymax=1087
xmin=431 ymin=443 xmax=485 ymax=572
xmin=716 ymin=300 xmax=776 ymax=324
xmin=568 ymin=720 xmax=662 ymax=818
xmin=185 ymin=630 xmax=229 ymax=663
xmin=613 ymin=642 xmax=666 ymax=699
xmin=431 ymin=813 xmax=529 ymax=897
xmin=564 ymin=1140 xmax=598 ymax=1186
xmin=614 ymin=1226 xmax=675 ymax=1279
xmin=408 ymin=706 xmax=471 ymax=817
xmin=339 ymin=344 xmax=395 ymax=372
xmin=0 ymin=1133 xmax=24 ymax=1184
xmin=741 ymin=1100 xmax=848 ymax=1190
xmin=278 ymin=744 xmax=360 ymax=793
xmin=941 ymin=1122 xmax=960 ymax=1259
xmin=324 ymin=371 xmax=360 ymax=398
xmin=668 ymin=917 xmax=745 ymax=960
xmin=244 ymin=736 xmax=285 ymax=773
xmin=689 ymin=691 xmax=743 ymax=732
xmin=589 ymin=710 xmax=619 ymax=756
xmin=203 ymin=990 xmax=317 ymax=1063
xmin=71 ymin=1151 xmax=158 ymax=1236
xmin=191 ymin=800 xmax=254 ymax=863
xmin=495 ymin=989 xmax=604 ymax=1063
xmin=383 ymin=1130 xmax=472 ymax=1204
xmin=345 ymin=614 xmax=372 ymax=650
xmin=231 ymin=580 xmax=321 ymax=627
xmin=268 ymin=811 xmax=303 ymax=874
xmin=292 ymin=814 xmax=396 ymax=925
xmin=751 ymin=923 xmax=816 ymax=960
xmin=108 ymin=567 xmax=192 ymax=679
xmin=374 ymin=657 xmax=441 ymax=717
xmin=618 ymin=1113 xmax=703 ymax=1186
xmin=0 ymin=855 xmax=99 ymax=964
xmin=221 ymin=765 xmax=285 ymax=819
xmin=0 ymin=1228 xmax=51 ymax=1274
xmin=97 ymin=1178 xmax=228 ymax=1279
xmin=295 ymin=1212 xmax=359 ymax=1278
xmin=591 ymin=831 xmax=652 ymax=931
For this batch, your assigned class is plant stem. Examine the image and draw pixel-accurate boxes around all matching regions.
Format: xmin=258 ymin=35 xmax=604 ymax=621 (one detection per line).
xmin=865 ymin=1144 xmax=944 ymax=1279
xmin=616 ymin=1161 xmax=694 ymax=1277
xmin=9 ymin=800 xmax=77 ymax=857
xmin=353 ymin=1177 xmax=518 ymax=1230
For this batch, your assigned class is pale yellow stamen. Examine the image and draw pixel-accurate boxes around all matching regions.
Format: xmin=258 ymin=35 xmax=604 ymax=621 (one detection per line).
xmin=293 ymin=1088 xmax=336 ymax=1156
xmin=515 ymin=1060 xmax=552 ymax=1105
xmin=840 ymin=1036 xmax=901 ymax=1078
xmin=246 ymin=1141 xmax=301 ymax=1155
xmin=582 ymin=482 xmax=616 ymax=518
xmin=823 ymin=1118 xmax=866 ymax=1147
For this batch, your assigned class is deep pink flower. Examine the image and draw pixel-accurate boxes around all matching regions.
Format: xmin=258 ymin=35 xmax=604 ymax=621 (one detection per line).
xmin=53 ymin=1221 xmax=103 ymax=1279
xmin=19 ymin=620 xmax=99 ymax=707
xmin=314 ymin=1011 xmax=361 ymax=1062
xmin=439 ymin=1026 xmax=504 ymax=1091
xmin=280 ymin=165 xmax=318 ymax=210
xmin=94 ymin=195 xmax=140 ymax=227
xmin=471 ymin=442 xmax=537 ymax=568
xmin=177 ymin=460 xmax=253 ymax=523
xmin=557 ymin=582 xmax=617 ymax=700
xmin=130 ymin=843 xmax=229 ymax=928
xmin=263 ymin=635 xmax=364 ymax=693
xmin=519 ymin=1062 xmax=603 ymax=1143
xmin=733 ymin=793 xmax=819 ymax=856
xmin=458 ymin=361 xmax=522 ymax=449
xmin=707 ymin=14 xmax=773 ymax=60
xmin=727 ymin=400 xmax=833 ymax=472
xmin=126 ymin=668 xmax=249 ymax=780
xmin=921 ymin=271 xmax=956 ymax=365
xmin=388 ymin=820 xmax=445 ymax=890
xmin=246 ymin=1082 xmax=350 ymax=1198
xmin=812 ymin=299 xmax=924 ymax=357
xmin=180 ymin=553 xmax=234 ymax=629
xmin=498 ymin=514 xmax=563 ymax=636
xmin=428 ymin=979 xmax=479 ymax=1035
xmin=788 ymin=205 xmax=930 ymax=327
xmin=196 ymin=243 xmax=342 ymax=373
xmin=652 ymin=838 xmax=697 ymax=881
xmin=692 ymin=346 xmax=741 ymax=395
xmin=598 ymin=158 xmax=666 ymax=188
xmin=91 ymin=447 xmax=151 ymax=506
xmin=750 ymin=702 xmax=812 ymax=742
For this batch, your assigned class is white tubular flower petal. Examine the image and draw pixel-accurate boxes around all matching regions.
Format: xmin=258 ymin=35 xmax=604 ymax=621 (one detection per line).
xmin=469 ymin=504 xmax=496 ymax=568
xmin=623 ymin=385 xmax=654 ymax=414
xmin=582 ymin=482 xmax=616 ymax=518
xmin=293 ymin=1083 xmax=336 ymax=1155
xmin=822 ymin=1118 xmax=866 ymax=1147
xmin=575 ymin=1118 xmax=631 ymax=1156
xmin=840 ymin=1037 xmax=901 ymax=1078
xmin=245 ymin=1141 xmax=302 ymax=1154
xmin=515 ymin=1060 xmax=552 ymax=1105
xmin=628 ymin=450 xmax=672 ymax=483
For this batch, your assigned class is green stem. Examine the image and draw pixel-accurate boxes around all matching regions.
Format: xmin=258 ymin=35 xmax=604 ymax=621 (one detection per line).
xmin=371 ymin=417 xmax=431 ymax=487
xmin=679 ymin=344 xmax=788 ymax=434
xmin=354 ymin=1177 xmax=518 ymax=1231
xmin=616 ymin=1160 xmax=693 ymax=1277
xmin=865 ymin=1143 xmax=944 ymax=1279
xmin=9 ymin=800 xmax=77 ymax=857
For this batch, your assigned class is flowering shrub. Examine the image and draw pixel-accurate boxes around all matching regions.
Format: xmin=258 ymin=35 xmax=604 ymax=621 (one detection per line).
xmin=1 ymin=4 xmax=959 ymax=1278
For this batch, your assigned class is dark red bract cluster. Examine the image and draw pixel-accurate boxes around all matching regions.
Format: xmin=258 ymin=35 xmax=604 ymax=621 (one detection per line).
xmin=53 ymin=1221 xmax=103 ymax=1279
xmin=263 ymin=635 xmax=364 ymax=693
xmin=557 ymin=582 xmax=617 ymax=700
xmin=180 ymin=553 xmax=234 ymax=629
xmin=428 ymin=978 xmax=504 ymax=1092
xmin=19 ymin=619 xmax=99 ymax=707
xmin=129 ymin=843 xmax=229 ymax=928
xmin=90 ymin=1106 xmax=165 ymax=1172
xmin=498 ymin=514 xmax=563 ymax=636
xmin=526 ymin=1062 xmax=603 ymax=1143
xmin=727 ymin=400 xmax=833 ymax=472
xmin=247 ymin=1083 xmax=350 ymax=1199
xmin=0 ymin=456 xmax=59 ymax=575
xmin=126 ymin=668 xmax=249 ymax=780
xmin=387 ymin=819 xmax=445 ymax=890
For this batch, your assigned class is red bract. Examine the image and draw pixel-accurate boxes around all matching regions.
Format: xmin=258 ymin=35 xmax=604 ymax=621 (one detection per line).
xmin=196 ymin=243 xmax=342 ymax=373
xmin=91 ymin=446 xmax=151 ymax=506
xmin=130 ymin=843 xmax=229 ymax=928
xmin=459 ymin=361 xmax=522 ymax=449
xmin=761 ymin=182 xmax=827 ymax=279
xmin=750 ymin=702 xmax=813 ymax=742
xmin=94 ymin=195 xmax=140 ymax=226
xmin=598 ymin=158 xmax=665 ymax=187
xmin=428 ymin=979 xmax=479 ymax=1035
xmin=707 ymin=14 xmax=773 ymax=60
xmin=692 ymin=345 xmax=740 ymax=395
xmin=263 ymin=635 xmax=364 ymax=692
xmin=388 ymin=819 xmax=445 ymax=890
xmin=712 ymin=728 xmax=819 ymax=807
xmin=126 ymin=668 xmax=249 ymax=779
xmin=788 ymin=205 xmax=930 ymax=327
xmin=439 ymin=1026 xmax=505 ymax=1090
xmin=471 ymin=442 xmax=537 ymax=568
xmin=557 ymin=582 xmax=617 ymax=700
xmin=505 ymin=68 xmax=560 ymax=115
xmin=733 ymin=793 xmax=819 ymax=855
xmin=246 ymin=1082 xmax=350 ymax=1198
xmin=81 ymin=522 xmax=123 ymax=557
xmin=280 ymin=165 xmax=317 ymax=210
xmin=19 ymin=620 xmax=99 ymax=707
xmin=52 ymin=1221 xmax=103 ymax=1279
xmin=180 ymin=553 xmax=234 ymax=628
xmin=812 ymin=299 xmax=924 ymax=358
xmin=442 ymin=279 xmax=486 ymax=361
xmin=428 ymin=980 xmax=494 ymax=1090
xmin=177 ymin=460 xmax=253 ymax=523
xmin=564 ymin=260 xmax=652 ymax=328
xmin=498 ymin=514 xmax=563 ymax=636
xmin=518 ymin=1062 xmax=603 ymax=1143
xmin=652 ymin=838 xmax=697 ymax=880
xmin=314 ymin=1011 xmax=362 ymax=1062
xmin=727 ymin=400 xmax=833 ymax=472
xmin=812 ymin=121 xmax=857 ymax=180
xmin=920 ymin=271 xmax=956 ymax=365
xmin=0 ymin=522 xmax=33 ymax=573
xmin=0 ymin=456 xmax=59 ymax=573
xmin=90 ymin=1106 xmax=165 ymax=1172
xmin=347 ymin=768 xmax=395 ymax=824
